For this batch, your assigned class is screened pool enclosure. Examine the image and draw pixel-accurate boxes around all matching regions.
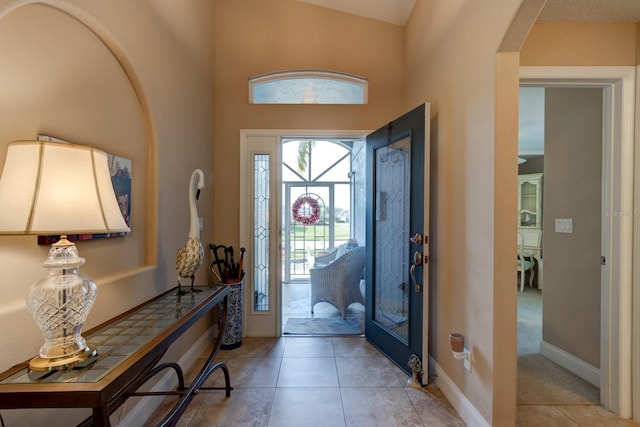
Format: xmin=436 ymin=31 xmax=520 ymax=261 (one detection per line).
xmin=250 ymin=138 xmax=365 ymax=313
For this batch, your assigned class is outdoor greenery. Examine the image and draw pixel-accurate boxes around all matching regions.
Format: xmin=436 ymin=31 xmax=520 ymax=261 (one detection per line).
xmin=289 ymin=223 xmax=350 ymax=240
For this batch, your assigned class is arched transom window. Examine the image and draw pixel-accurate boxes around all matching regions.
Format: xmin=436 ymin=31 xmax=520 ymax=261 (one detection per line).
xmin=249 ymin=70 xmax=368 ymax=104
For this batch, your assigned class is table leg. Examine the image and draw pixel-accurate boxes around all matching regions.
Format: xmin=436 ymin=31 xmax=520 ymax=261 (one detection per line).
xmin=92 ymin=406 xmax=111 ymax=427
xmin=156 ymin=294 xmax=233 ymax=426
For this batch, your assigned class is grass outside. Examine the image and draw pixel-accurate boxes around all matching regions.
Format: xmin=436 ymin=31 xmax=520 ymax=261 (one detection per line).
xmin=289 ymin=223 xmax=350 ymax=241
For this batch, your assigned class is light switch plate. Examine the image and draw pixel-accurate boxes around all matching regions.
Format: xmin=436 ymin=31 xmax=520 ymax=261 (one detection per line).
xmin=555 ymin=218 xmax=573 ymax=233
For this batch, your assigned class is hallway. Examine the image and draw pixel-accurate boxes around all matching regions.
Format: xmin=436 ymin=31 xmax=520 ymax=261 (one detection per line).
xmin=142 ymin=334 xmax=640 ymax=426
xmin=144 ymin=336 xmax=462 ymax=426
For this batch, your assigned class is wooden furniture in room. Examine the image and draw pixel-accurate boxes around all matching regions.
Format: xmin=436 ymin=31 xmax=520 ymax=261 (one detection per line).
xmin=517 ymin=232 xmax=536 ymax=292
xmin=518 ymin=173 xmax=543 ymax=289
xmin=519 ymin=228 xmax=542 ymax=260
xmin=518 ymin=173 xmax=543 ymax=230
xmin=0 ymin=285 xmax=231 ymax=427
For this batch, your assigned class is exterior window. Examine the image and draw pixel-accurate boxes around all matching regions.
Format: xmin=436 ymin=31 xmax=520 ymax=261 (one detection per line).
xmin=253 ymin=154 xmax=270 ymax=311
xmin=249 ymin=70 xmax=367 ymax=105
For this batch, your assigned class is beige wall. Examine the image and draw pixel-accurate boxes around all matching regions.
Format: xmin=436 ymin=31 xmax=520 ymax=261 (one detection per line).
xmin=521 ymin=23 xmax=638 ymax=66
xmin=0 ymin=1 xmax=214 ymax=423
xmin=543 ymin=88 xmax=603 ymax=367
xmin=212 ymin=0 xmax=405 ymax=247
xmin=404 ymin=1 xmax=528 ymax=424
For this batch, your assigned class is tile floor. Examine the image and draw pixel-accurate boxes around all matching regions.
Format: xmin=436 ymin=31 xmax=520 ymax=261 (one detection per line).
xmin=144 ymin=334 xmax=640 ymax=427
xmin=144 ymin=336 xmax=464 ymax=427
xmin=143 ymin=284 xmax=639 ymax=426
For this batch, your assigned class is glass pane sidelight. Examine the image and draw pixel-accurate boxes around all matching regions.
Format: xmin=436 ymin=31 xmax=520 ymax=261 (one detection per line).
xmin=253 ymin=154 xmax=270 ymax=311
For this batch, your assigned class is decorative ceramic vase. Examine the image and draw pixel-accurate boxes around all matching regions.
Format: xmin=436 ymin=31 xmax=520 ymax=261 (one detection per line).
xmin=449 ymin=333 xmax=464 ymax=353
xmin=218 ymin=280 xmax=243 ymax=350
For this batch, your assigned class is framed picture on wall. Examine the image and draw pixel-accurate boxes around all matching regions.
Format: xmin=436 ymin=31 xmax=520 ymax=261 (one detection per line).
xmin=38 ymin=152 xmax=132 ymax=245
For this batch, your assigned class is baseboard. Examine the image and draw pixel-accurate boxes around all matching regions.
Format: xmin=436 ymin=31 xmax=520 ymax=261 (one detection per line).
xmin=540 ymin=340 xmax=600 ymax=387
xmin=428 ymin=356 xmax=490 ymax=427
xmin=116 ymin=325 xmax=217 ymax=427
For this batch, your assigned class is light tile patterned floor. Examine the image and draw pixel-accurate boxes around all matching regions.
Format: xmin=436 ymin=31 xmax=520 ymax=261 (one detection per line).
xmin=142 ymin=287 xmax=639 ymax=426
xmin=144 ymin=336 xmax=464 ymax=427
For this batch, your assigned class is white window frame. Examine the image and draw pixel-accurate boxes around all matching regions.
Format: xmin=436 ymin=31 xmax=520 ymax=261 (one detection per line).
xmin=248 ymin=70 xmax=368 ymax=105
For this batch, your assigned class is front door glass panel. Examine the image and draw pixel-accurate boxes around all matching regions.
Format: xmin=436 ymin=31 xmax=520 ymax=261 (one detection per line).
xmin=374 ymin=136 xmax=411 ymax=342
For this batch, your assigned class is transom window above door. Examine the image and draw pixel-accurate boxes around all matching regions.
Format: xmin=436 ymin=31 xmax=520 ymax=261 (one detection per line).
xmin=248 ymin=70 xmax=368 ymax=104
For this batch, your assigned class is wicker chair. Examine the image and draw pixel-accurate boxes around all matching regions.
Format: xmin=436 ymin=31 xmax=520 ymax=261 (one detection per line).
xmin=310 ymin=246 xmax=366 ymax=319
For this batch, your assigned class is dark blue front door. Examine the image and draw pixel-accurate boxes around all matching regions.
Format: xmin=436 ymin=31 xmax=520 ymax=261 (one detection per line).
xmin=365 ymin=103 xmax=429 ymax=376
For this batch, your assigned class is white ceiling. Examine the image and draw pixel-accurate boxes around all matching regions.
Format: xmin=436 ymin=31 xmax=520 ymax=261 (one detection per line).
xmin=519 ymin=87 xmax=545 ymax=156
xmin=538 ymin=0 xmax=640 ymax=23
xmin=296 ymin=0 xmax=415 ymax=26
xmin=297 ymin=0 xmax=640 ymax=26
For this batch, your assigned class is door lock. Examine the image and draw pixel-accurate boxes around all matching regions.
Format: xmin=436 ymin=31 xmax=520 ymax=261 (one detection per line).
xmin=413 ymin=250 xmax=423 ymax=266
xmin=410 ymin=233 xmax=423 ymax=246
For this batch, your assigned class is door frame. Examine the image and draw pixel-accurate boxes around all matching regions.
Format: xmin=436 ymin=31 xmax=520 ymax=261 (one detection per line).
xmin=519 ymin=66 xmax=636 ymax=417
xmin=240 ymin=129 xmax=369 ymax=337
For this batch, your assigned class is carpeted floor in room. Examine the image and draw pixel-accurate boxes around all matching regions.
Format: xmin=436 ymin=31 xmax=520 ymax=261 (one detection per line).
xmin=516 ymin=287 xmax=638 ymax=426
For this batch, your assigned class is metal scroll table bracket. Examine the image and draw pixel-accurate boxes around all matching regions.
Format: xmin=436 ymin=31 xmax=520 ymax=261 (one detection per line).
xmin=77 ymin=293 xmax=233 ymax=427
xmin=155 ymin=294 xmax=233 ymax=426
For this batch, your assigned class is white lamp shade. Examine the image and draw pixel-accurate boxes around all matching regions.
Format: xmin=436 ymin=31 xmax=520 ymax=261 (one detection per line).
xmin=0 ymin=141 xmax=130 ymax=234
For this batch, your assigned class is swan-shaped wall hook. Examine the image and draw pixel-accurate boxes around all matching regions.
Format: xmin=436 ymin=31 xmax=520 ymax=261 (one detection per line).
xmin=176 ymin=168 xmax=205 ymax=295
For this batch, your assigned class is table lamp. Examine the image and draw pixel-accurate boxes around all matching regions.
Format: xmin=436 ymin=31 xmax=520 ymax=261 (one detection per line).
xmin=0 ymin=140 xmax=130 ymax=371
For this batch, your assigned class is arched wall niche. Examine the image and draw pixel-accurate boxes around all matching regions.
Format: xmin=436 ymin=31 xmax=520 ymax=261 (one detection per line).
xmin=0 ymin=1 xmax=158 ymax=370
xmin=0 ymin=1 xmax=157 ymax=272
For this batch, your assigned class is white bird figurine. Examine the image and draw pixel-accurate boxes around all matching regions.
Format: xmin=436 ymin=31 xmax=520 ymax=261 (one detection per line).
xmin=176 ymin=169 xmax=205 ymax=295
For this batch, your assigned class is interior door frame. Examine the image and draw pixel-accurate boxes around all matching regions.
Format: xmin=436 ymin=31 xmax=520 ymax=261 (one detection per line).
xmin=519 ymin=66 xmax=636 ymax=418
xmin=240 ymin=129 xmax=370 ymax=337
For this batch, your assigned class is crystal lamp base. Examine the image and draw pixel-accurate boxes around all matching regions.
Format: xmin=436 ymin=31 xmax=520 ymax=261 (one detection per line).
xmin=26 ymin=236 xmax=98 ymax=371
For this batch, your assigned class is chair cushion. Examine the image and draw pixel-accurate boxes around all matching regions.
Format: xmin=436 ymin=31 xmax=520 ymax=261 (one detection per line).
xmin=335 ymin=239 xmax=358 ymax=259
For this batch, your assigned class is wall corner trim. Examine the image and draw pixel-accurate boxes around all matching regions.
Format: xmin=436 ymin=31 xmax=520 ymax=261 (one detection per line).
xmin=540 ymin=340 xmax=601 ymax=388
xmin=429 ymin=356 xmax=490 ymax=427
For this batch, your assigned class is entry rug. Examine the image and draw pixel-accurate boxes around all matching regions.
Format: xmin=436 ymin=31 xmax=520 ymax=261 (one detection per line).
xmin=284 ymin=317 xmax=362 ymax=335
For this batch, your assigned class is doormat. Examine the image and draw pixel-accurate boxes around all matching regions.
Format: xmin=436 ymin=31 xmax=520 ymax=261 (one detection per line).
xmin=283 ymin=317 xmax=362 ymax=335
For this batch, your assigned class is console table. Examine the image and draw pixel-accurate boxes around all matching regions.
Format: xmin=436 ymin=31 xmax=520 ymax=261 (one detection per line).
xmin=0 ymin=285 xmax=232 ymax=427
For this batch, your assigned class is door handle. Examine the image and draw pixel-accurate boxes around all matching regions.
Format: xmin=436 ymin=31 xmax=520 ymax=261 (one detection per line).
xmin=410 ymin=264 xmax=422 ymax=293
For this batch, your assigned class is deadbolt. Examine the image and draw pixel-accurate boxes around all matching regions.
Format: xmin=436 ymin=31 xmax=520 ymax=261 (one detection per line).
xmin=410 ymin=233 xmax=423 ymax=246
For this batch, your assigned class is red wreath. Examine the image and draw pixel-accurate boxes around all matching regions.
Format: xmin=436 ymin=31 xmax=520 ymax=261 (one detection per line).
xmin=292 ymin=195 xmax=321 ymax=226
